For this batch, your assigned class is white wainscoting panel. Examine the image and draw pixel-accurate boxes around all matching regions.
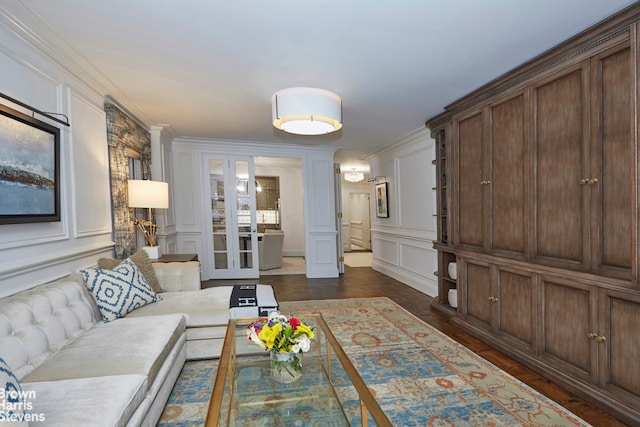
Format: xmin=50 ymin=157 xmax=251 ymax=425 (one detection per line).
xmin=69 ymin=89 xmax=111 ymax=238
xmin=372 ymin=236 xmax=399 ymax=265
xmin=307 ymin=158 xmax=335 ymax=229
xmin=177 ymin=233 xmax=202 ymax=266
xmin=172 ymin=150 xmax=200 ymax=230
xmin=400 ymin=241 xmax=435 ymax=278
xmin=397 ymin=141 xmax=435 ymax=232
xmin=306 ymin=233 xmax=338 ymax=278
xmin=372 ymin=232 xmax=437 ymax=296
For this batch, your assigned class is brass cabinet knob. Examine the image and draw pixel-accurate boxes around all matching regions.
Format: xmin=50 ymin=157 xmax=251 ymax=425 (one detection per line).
xmin=596 ymin=335 xmax=607 ymax=343
xmin=580 ymin=178 xmax=599 ymax=185
xmin=588 ymin=332 xmax=598 ymax=339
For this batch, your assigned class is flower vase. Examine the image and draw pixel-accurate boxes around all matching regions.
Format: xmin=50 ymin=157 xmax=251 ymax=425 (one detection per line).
xmin=270 ymin=351 xmax=303 ymax=383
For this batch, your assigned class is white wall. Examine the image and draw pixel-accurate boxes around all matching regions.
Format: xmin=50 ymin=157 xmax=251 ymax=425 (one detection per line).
xmin=171 ymin=139 xmax=338 ymax=279
xmin=0 ymin=20 xmax=114 ymax=297
xmin=255 ymin=160 xmax=304 ymax=256
xmin=366 ymin=128 xmax=438 ymax=296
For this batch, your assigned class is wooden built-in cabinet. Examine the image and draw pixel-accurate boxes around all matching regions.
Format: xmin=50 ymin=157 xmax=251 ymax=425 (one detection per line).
xmin=431 ymin=119 xmax=458 ymax=312
xmin=428 ymin=4 xmax=640 ymax=425
xmin=460 ymin=258 xmax=535 ymax=353
xmin=455 ymin=92 xmax=527 ymax=258
xmin=599 ymin=288 xmax=640 ymax=409
xmin=538 ymin=274 xmax=598 ymax=383
xmin=532 ymin=43 xmax=633 ymax=279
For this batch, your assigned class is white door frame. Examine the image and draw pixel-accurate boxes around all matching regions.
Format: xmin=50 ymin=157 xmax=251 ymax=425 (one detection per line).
xmin=335 ymin=163 xmax=344 ymax=273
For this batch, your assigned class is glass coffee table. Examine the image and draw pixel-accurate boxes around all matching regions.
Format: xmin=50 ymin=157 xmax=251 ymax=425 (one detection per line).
xmin=205 ymin=315 xmax=391 ymax=426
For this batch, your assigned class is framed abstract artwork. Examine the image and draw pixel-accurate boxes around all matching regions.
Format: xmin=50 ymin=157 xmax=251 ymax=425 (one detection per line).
xmin=0 ymin=103 xmax=60 ymax=224
xmin=375 ymin=182 xmax=389 ymax=218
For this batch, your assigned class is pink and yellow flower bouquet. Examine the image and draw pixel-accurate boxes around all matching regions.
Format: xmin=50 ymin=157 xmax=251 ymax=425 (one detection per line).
xmin=247 ymin=312 xmax=315 ymax=382
xmin=247 ymin=312 xmax=315 ymax=353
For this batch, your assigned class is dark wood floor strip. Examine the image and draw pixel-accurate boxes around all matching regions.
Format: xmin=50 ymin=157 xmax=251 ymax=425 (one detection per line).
xmin=203 ymin=266 xmax=626 ymax=427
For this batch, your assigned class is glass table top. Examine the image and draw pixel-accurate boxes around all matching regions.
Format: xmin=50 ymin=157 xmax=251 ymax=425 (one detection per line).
xmin=205 ymin=315 xmax=391 ymax=427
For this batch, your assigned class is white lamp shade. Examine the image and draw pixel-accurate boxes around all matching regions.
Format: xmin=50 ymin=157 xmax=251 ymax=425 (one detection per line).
xmin=272 ymin=87 xmax=342 ymax=135
xmin=128 ymin=180 xmax=169 ymax=209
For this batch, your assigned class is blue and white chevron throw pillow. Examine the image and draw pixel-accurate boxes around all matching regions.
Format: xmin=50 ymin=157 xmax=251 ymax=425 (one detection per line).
xmin=0 ymin=357 xmax=28 ymax=425
xmin=81 ymin=258 xmax=161 ymax=322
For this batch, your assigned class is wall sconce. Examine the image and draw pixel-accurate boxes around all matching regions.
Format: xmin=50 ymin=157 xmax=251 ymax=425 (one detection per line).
xmin=128 ymin=179 xmax=169 ymax=259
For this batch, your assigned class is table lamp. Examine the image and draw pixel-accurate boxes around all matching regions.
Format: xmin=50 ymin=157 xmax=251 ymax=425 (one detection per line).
xmin=128 ymin=179 xmax=169 ymax=259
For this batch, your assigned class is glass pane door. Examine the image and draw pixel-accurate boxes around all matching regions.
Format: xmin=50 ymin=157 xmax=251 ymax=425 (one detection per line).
xmin=210 ymin=160 xmax=228 ymax=270
xmin=206 ymin=156 xmax=258 ymax=279
xmin=235 ymin=160 xmax=257 ymax=271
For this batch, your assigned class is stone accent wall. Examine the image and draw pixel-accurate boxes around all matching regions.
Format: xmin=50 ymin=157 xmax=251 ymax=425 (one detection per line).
xmin=105 ymin=103 xmax=151 ymax=258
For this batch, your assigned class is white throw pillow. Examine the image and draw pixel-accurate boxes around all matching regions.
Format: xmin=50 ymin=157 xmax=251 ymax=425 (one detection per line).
xmin=0 ymin=357 xmax=28 ymax=426
xmin=81 ymin=258 xmax=161 ymax=322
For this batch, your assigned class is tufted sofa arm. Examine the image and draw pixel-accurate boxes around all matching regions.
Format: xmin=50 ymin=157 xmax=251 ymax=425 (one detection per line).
xmin=152 ymin=261 xmax=201 ymax=292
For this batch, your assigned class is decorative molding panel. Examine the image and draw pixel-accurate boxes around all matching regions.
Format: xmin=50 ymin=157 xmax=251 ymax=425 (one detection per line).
xmin=372 ymin=235 xmax=399 ymax=265
xmin=68 ymin=88 xmax=111 ymax=238
xmin=397 ymin=141 xmax=434 ymax=231
xmin=399 ymin=242 xmax=436 ymax=278
xmin=173 ymin=150 xmax=199 ymax=229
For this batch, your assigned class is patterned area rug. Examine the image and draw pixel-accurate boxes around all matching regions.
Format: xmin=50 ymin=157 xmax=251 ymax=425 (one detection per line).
xmin=158 ymin=297 xmax=591 ymax=426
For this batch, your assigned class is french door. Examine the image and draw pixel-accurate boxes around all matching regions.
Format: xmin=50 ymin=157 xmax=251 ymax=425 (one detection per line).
xmin=205 ymin=156 xmax=259 ymax=279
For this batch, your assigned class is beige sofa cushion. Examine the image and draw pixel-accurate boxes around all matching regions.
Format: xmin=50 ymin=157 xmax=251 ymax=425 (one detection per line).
xmin=98 ymin=250 xmax=162 ymax=293
xmin=125 ymin=286 xmax=233 ymax=328
xmin=24 ymin=374 xmax=147 ymax=427
xmin=23 ymin=314 xmax=185 ymax=389
xmin=152 ymin=261 xmax=201 ymax=292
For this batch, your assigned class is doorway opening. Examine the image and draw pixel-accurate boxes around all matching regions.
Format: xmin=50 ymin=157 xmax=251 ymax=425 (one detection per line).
xmin=341 ymin=174 xmax=372 ymax=268
xmin=255 ymin=156 xmax=305 ymax=276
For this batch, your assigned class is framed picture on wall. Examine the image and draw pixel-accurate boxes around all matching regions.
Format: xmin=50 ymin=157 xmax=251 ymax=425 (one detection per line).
xmin=0 ymin=103 xmax=60 ymax=224
xmin=375 ymin=182 xmax=389 ymax=218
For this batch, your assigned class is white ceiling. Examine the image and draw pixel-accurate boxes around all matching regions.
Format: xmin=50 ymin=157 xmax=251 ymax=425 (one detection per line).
xmin=2 ymin=0 xmax=636 ymax=171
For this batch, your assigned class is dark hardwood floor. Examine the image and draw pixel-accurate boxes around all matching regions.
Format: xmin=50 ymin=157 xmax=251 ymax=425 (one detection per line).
xmin=203 ymin=266 xmax=627 ymax=427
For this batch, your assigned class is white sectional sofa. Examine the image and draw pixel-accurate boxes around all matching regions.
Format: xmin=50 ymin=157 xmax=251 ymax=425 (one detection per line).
xmin=126 ymin=262 xmax=234 ymax=360
xmin=0 ymin=259 xmax=235 ymax=426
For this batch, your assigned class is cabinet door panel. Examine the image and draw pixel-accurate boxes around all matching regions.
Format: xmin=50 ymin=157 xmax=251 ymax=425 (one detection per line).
xmin=592 ymin=46 xmax=633 ymax=278
xmin=465 ymin=261 xmax=492 ymax=326
xmin=600 ymin=290 xmax=640 ymax=404
xmin=497 ymin=269 xmax=533 ymax=349
xmin=541 ymin=277 xmax=596 ymax=381
xmin=457 ymin=113 xmax=484 ymax=248
xmin=533 ymin=68 xmax=588 ymax=266
xmin=490 ymin=95 xmax=526 ymax=255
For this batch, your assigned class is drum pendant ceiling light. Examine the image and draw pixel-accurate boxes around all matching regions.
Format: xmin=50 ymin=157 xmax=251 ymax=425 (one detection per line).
xmin=272 ymin=87 xmax=342 ymax=135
